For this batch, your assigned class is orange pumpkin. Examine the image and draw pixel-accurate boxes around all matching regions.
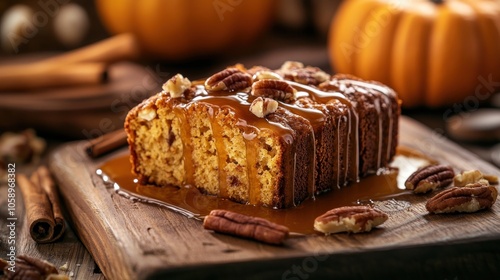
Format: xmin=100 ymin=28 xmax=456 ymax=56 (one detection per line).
xmin=95 ymin=0 xmax=276 ymax=60
xmin=328 ymin=0 xmax=500 ymax=107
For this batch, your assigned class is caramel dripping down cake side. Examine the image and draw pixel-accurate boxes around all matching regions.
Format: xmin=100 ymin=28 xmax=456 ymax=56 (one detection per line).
xmin=125 ymin=61 xmax=401 ymax=209
xmin=318 ymin=74 xmax=400 ymax=177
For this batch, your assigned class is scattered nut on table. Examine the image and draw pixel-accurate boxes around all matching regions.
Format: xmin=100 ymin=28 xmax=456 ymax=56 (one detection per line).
xmin=426 ymin=183 xmax=498 ymax=214
xmin=404 ymin=164 xmax=455 ymax=194
xmin=314 ymin=206 xmax=388 ymax=235
xmin=203 ymin=209 xmax=289 ymax=245
xmin=454 ymin=169 xmax=498 ymax=186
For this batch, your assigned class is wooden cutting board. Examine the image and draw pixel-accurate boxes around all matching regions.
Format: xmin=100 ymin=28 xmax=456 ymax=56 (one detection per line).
xmin=48 ymin=116 xmax=500 ymax=280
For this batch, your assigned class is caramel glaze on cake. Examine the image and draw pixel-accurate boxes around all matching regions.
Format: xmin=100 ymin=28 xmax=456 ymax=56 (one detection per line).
xmin=125 ymin=61 xmax=401 ymax=209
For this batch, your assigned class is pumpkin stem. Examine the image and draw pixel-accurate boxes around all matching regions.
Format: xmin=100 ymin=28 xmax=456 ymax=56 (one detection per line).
xmin=431 ymin=0 xmax=444 ymax=4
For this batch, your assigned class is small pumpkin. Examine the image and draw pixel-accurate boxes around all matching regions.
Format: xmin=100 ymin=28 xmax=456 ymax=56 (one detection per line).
xmin=95 ymin=0 xmax=276 ymax=60
xmin=328 ymin=0 xmax=500 ymax=107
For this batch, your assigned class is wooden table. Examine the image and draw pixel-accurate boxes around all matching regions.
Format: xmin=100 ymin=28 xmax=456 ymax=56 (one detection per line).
xmin=1 ymin=40 xmax=499 ymax=280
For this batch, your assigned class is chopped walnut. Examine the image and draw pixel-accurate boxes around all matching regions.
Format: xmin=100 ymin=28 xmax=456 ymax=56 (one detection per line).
xmin=453 ymin=169 xmax=498 ymax=187
xmin=163 ymin=74 xmax=191 ymax=98
xmin=249 ymin=97 xmax=279 ymax=118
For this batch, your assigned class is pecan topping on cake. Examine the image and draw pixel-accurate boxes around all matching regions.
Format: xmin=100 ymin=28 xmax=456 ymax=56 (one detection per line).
xmin=252 ymin=70 xmax=283 ymax=82
xmin=251 ymin=79 xmax=297 ymax=103
xmin=205 ymin=68 xmax=252 ymax=91
xmin=278 ymin=61 xmax=330 ymax=85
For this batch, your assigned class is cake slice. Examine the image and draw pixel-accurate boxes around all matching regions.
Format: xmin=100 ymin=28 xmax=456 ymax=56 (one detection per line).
xmin=125 ymin=62 xmax=400 ymax=208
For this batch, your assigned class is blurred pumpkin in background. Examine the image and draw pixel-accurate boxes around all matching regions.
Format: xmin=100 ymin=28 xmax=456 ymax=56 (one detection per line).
xmin=95 ymin=0 xmax=276 ymax=60
xmin=329 ymin=0 xmax=500 ymax=107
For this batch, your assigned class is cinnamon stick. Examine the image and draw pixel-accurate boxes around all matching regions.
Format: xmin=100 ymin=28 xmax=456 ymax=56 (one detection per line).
xmin=0 ymin=62 xmax=108 ymax=91
xmin=42 ymin=33 xmax=141 ymax=65
xmin=18 ymin=174 xmax=55 ymax=243
xmin=31 ymin=166 xmax=66 ymax=242
xmin=0 ymin=33 xmax=140 ymax=92
xmin=85 ymin=129 xmax=128 ymax=158
xmin=18 ymin=166 xmax=65 ymax=243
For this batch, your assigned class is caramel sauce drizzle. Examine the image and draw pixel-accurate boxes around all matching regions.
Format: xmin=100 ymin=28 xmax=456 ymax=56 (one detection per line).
xmin=338 ymin=78 xmax=397 ymax=169
xmin=279 ymin=102 xmax=322 ymax=200
xmin=243 ymin=130 xmax=260 ymax=205
xmin=288 ymin=81 xmax=360 ymax=184
xmin=334 ymin=117 xmax=342 ymax=188
xmin=97 ymin=150 xmax=422 ymax=234
xmin=189 ymin=91 xmax=295 ymax=206
xmin=173 ymin=104 xmax=195 ymax=186
xmin=208 ymin=106 xmax=228 ymax=198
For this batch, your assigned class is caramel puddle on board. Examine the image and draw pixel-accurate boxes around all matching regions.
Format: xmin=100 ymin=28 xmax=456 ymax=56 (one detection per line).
xmin=97 ymin=146 xmax=432 ymax=234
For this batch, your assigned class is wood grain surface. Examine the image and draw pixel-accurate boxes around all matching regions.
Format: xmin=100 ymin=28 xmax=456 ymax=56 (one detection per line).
xmin=47 ymin=116 xmax=500 ymax=280
xmin=0 ymin=162 xmax=104 ymax=280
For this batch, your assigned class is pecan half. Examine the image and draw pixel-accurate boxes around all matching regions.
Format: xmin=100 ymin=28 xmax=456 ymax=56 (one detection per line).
xmin=1 ymin=255 xmax=67 ymax=280
xmin=277 ymin=61 xmax=330 ymax=85
xmin=314 ymin=206 xmax=388 ymax=234
xmin=251 ymin=79 xmax=297 ymax=103
xmin=203 ymin=209 xmax=289 ymax=245
xmin=404 ymin=164 xmax=455 ymax=194
xmin=205 ymin=68 xmax=252 ymax=92
xmin=252 ymin=70 xmax=283 ymax=82
xmin=426 ymin=184 xmax=498 ymax=214
xmin=246 ymin=65 xmax=272 ymax=76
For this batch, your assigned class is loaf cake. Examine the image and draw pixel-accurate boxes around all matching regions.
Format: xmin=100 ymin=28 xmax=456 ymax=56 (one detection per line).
xmin=125 ymin=61 xmax=400 ymax=208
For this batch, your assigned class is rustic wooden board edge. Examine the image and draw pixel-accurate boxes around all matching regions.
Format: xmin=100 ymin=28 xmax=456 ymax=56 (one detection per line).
xmin=48 ymin=142 xmax=137 ymax=280
xmin=47 ymin=116 xmax=500 ymax=280
xmin=147 ymin=238 xmax=500 ymax=280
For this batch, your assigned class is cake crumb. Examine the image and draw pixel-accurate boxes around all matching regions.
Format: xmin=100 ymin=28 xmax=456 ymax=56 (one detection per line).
xmin=59 ymin=262 xmax=69 ymax=272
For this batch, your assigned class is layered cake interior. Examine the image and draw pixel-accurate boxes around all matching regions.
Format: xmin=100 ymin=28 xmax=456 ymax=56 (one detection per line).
xmin=125 ymin=61 xmax=401 ymax=208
